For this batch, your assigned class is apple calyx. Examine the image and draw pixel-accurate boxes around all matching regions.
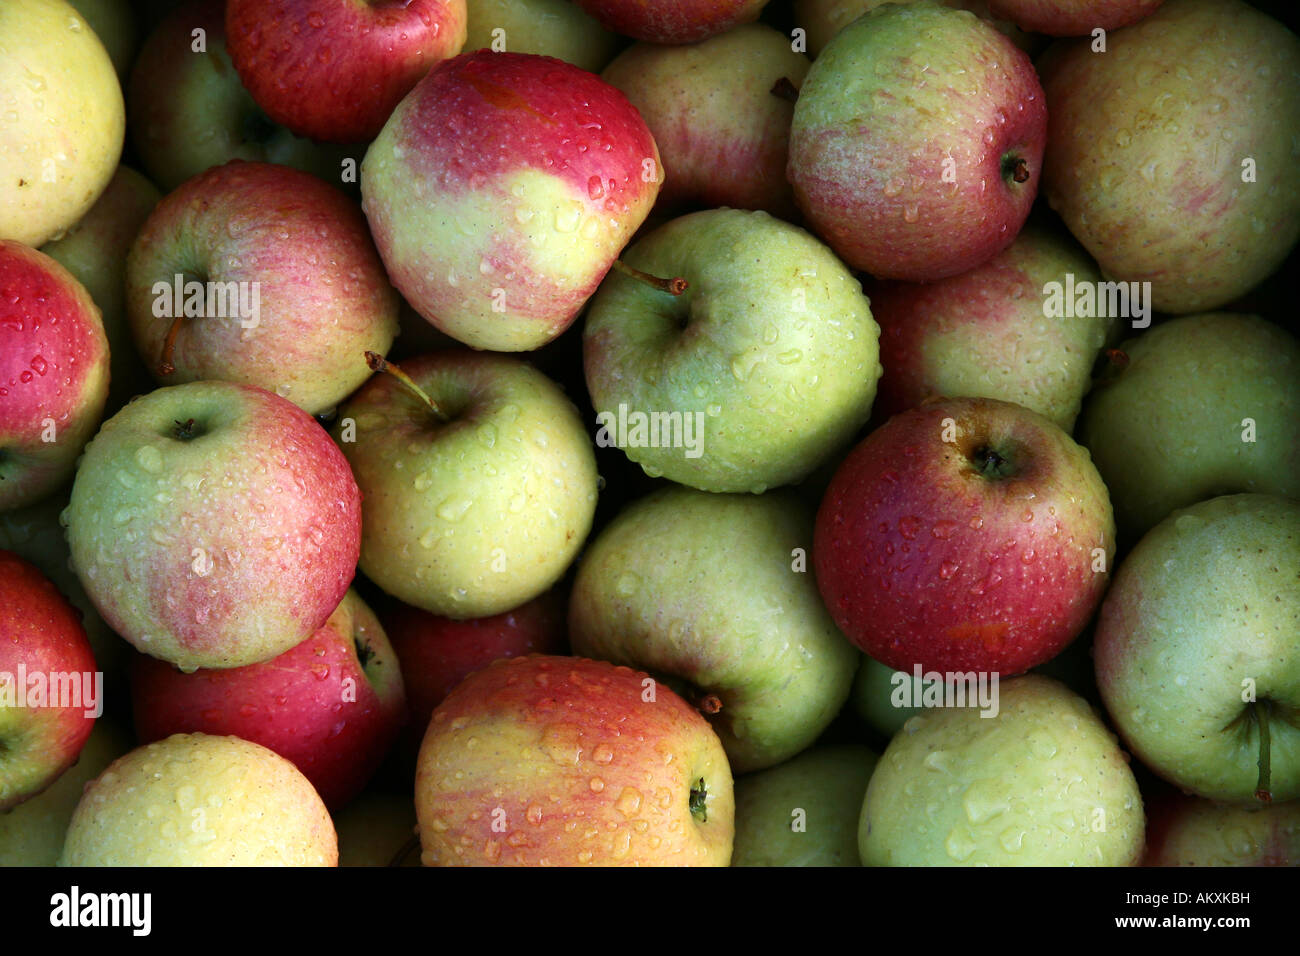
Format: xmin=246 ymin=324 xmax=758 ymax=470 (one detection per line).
xmin=1104 ymin=348 xmax=1130 ymax=370
xmin=970 ymin=445 xmax=1016 ymax=481
xmin=364 ymin=351 xmax=451 ymax=423
xmin=354 ymin=637 xmax=374 ymax=669
xmin=770 ymin=77 xmax=799 ymax=103
xmin=689 ymin=777 xmax=709 ymax=823
xmin=1001 ymin=154 xmax=1030 ymax=185
xmin=172 ymin=418 xmax=200 ymax=441
xmin=612 ymin=260 xmax=688 ymax=296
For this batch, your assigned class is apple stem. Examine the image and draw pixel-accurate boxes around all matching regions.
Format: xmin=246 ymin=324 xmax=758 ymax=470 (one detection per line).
xmin=1010 ymin=158 xmax=1030 ymax=183
xmin=770 ymin=76 xmax=799 ymax=103
xmin=158 ymin=314 xmax=184 ymax=376
xmin=1255 ymin=700 xmax=1273 ymax=804
xmin=698 ymin=693 xmax=723 ymax=715
xmin=364 ymin=351 xmax=450 ymax=423
xmin=612 ymin=260 xmax=688 ymax=296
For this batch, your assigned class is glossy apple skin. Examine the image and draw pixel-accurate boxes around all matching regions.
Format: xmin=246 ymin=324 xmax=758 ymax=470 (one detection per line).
xmin=66 ymin=381 xmax=362 ymax=671
xmin=868 ymin=223 xmax=1113 ymax=431
xmin=1143 ymin=794 xmax=1300 ymax=867
xmin=814 ymin=397 xmax=1115 ymax=676
xmin=415 ymin=655 xmax=734 ymax=866
xmin=131 ymin=590 xmax=405 ymax=810
xmin=0 ymin=241 xmax=110 ymax=511
xmin=126 ymin=160 xmax=399 ymax=415
xmin=1094 ymin=494 xmax=1300 ymax=805
xmin=1039 ymin=0 xmax=1300 ymax=313
xmin=361 ymin=51 xmax=661 ymax=352
xmin=129 ymin=1 xmax=359 ymax=193
xmin=601 ymin=24 xmax=811 ymax=219
xmin=988 ymin=0 xmax=1162 ymax=33
xmin=788 ymin=2 xmax=1045 ymax=281
xmin=385 ymin=589 xmax=565 ymax=741
xmin=0 ymin=551 xmax=99 ymax=812
xmin=226 ymin=0 xmax=467 ymax=144
xmin=574 ymin=0 xmax=768 ymax=43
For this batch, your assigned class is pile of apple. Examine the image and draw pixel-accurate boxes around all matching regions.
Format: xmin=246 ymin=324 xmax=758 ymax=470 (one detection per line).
xmin=1 ymin=0 xmax=1298 ymax=868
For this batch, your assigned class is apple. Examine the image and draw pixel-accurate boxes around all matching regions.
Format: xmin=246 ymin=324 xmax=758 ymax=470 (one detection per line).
xmin=601 ymin=24 xmax=811 ymax=219
xmin=861 ymin=675 xmax=1145 ymax=865
xmin=67 ymin=0 xmax=138 ymax=76
xmin=1039 ymin=0 xmax=1300 ymax=313
xmin=334 ymin=791 xmax=420 ymax=867
xmin=1094 ymin=494 xmax=1300 ymax=806
xmin=0 ymin=493 xmax=123 ymax=683
xmin=850 ymin=654 xmax=924 ymax=739
xmin=0 ymin=719 xmax=131 ymax=866
xmin=1143 ymin=794 xmax=1300 ymax=867
xmin=129 ymin=1 xmax=360 ymax=193
xmin=60 ymin=733 xmax=338 ymax=866
xmin=583 ymin=208 xmax=882 ymax=494
xmin=385 ymin=588 xmax=566 ymax=746
xmin=815 ymin=396 xmax=1115 ymax=676
xmin=225 ymin=0 xmax=468 ymax=144
xmin=1078 ymin=313 xmax=1300 ymax=543
xmin=732 ymin=745 xmax=878 ymax=867
xmin=131 ymin=590 xmax=406 ymax=810
xmin=0 ymin=241 xmax=110 ymax=511
xmin=415 ymin=655 xmax=734 ymax=866
xmin=868 ymin=222 xmax=1115 ymax=431
xmin=573 ymin=0 xmax=768 ymax=44
xmin=41 ymin=165 xmax=161 ymax=416
xmin=125 ymin=160 xmax=399 ymax=415
xmin=788 ymin=1 xmax=1046 ymax=281
xmin=793 ymin=0 xmax=1037 ymax=58
xmin=464 ymin=0 xmax=618 ymax=73
xmin=987 ymin=0 xmax=1163 ymax=34
xmin=569 ymin=486 xmax=860 ymax=773
xmin=0 ymin=0 xmax=124 ymax=247
xmin=0 ymin=551 xmax=100 ymax=811
xmin=360 ymin=50 xmax=662 ymax=352
xmin=66 ymin=380 xmax=362 ymax=671
xmin=334 ymin=351 xmax=597 ymax=619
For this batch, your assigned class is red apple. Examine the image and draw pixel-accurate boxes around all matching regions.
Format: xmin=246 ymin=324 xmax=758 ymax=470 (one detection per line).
xmin=125 ymin=160 xmax=399 ymax=415
xmin=987 ymin=0 xmax=1163 ymax=35
xmin=0 ymin=241 xmax=110 ymax=510
xmin=131 ymin=590 xmax=405 ymax=809
xmin=574 ymin=0 xmax=769 ymax=43
xmin=814 ymin=397 xmax=1115 ymax=676
xmin=415 ymin=654 xmax=734 ymax=865
xmin=225 ymin=0 xmax=468 ymax=144
xmin=360 ymin=51 xmax=662 ymax=352
xmin=385 ymin=589 xmax=565 ymax=741
xmin=788 ymin=2 xmax=1046 ymax=281
xmin=0 ymin=551 xmax=99 ymax=811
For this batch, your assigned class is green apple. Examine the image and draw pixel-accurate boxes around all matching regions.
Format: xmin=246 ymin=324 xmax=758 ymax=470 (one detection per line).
xmin=793 ymin=0 xmax=1035 ymax=57
xmin=851 ymin=655 xmax=924 ymax=739
xmin=732 ymin=745 xmax=878 ymax=867
xmin=0 ymin=0 xmax=125 ymax=247
xmin=861 ymin=675 xmax=1145 ymax=866
xmin=1039 ymin=0 xmax=1300 ymax=313
xmin=583 ymin=208 xmax=881 ymax=494
xmin=67 ymin=0 xmax=138 ymax=77
xmin=1095 ymin=494 xmax=1300 ymax=806
xmin=1144 ymin=795 xmax=1300 ymax=867
xmin=334 ymin=351 xmax=598 ymax=619
xmin=40 ymin=165 xmax=160 ymax=416
xmin=334 ymin=792 xmax=420 ymax=867
xmin=0 ymin=720 xmax=131 ymax=866
xmin=464 ymin=0 xmax=618 ymax=72
xmin=569 ymin=486 xmax=860 ymax=772
xmin=1078 ymin=314 xmax=1300 ymax=542
xmin=60 ymin=733 xmax=338 ymax=866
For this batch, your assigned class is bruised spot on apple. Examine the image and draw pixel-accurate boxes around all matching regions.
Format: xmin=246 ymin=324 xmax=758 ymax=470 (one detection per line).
xmin=815 ymin=397 xmax=1115 ymax=677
